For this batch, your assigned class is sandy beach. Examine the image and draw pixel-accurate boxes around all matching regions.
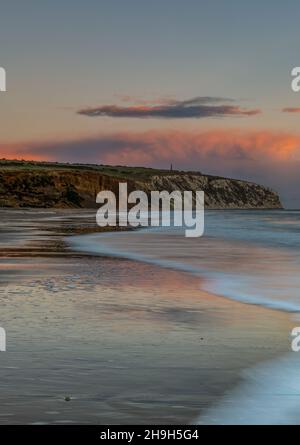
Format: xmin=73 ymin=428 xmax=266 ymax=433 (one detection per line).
xmin=0 ymin=209 xmax=294 ymax=424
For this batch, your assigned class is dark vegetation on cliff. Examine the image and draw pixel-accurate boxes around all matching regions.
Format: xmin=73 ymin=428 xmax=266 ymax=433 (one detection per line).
xmin=0 ymin=160 xmax=282 ymax=209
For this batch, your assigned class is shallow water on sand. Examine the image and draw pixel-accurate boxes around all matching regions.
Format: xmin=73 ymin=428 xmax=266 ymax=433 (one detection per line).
xmin=70 ymin=210 xmax=300 ymax=313
xmin=69 ymin=209 xmax=300 ymax=424
xmin=0 ymin=209 xmax=295 ymax=424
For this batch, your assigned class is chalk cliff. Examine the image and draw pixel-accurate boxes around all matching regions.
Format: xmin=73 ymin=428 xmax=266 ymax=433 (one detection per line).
xmin=139 ymin=174 xmax=282 ymax=209
xmin=0 ymin=161 xmax=282 ymax=209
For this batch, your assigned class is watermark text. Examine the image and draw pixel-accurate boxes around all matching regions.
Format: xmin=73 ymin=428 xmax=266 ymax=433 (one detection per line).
xmin=0 ymin=67 xmax=6 ymax=92
xmin=96 ymin=183 xmax=205 ymax=237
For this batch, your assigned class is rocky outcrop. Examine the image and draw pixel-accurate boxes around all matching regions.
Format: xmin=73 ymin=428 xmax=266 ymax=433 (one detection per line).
xmin=0 ymin=165 xmax=282 ymax=209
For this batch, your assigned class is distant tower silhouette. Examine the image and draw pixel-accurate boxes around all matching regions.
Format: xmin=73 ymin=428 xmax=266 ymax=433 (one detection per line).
xmin=170 ymin=163 xmax=173 ymax=171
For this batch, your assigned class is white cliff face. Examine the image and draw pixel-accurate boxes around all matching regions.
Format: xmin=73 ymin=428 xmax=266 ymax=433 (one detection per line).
xmin=139 ymin=174 xmax=282 ymax=209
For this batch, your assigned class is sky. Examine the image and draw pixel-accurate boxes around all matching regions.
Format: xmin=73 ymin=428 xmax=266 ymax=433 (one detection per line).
xmin=0 ymin=0 xmax=300 ymax=207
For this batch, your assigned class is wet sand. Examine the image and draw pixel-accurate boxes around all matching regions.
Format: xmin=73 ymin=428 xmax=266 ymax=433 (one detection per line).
xmin=0 ymin=209 xmax=294 ymax=424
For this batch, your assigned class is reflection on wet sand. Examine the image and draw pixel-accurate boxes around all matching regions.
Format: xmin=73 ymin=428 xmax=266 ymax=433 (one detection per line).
xmin=0 ymin=210 xmax=293 ymax=424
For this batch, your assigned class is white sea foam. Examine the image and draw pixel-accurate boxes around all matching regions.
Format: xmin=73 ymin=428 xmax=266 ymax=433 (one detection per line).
xmin=196 ymin=351 xmax=300 ymax=425
xmin=68 ymin=211 xmax=300 ymax=314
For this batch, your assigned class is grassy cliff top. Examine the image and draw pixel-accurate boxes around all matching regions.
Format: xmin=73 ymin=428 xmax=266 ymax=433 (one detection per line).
xmin=0 ymin=159 xmax=202 ymax=181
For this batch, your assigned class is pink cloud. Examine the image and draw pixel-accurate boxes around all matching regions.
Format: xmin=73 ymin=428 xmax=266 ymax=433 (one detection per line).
xmin=282 ymin=107 xmax=300 ymax=113
xmin=1 ymin=129 xmax=300 ymax=207
xmin=78 ymin=97 xmax=261 ymax=119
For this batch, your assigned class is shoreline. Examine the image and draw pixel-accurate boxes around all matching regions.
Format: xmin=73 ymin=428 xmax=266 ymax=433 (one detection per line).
xmin=1 ymin=253 xmax=293 ymax=424
xmin=68 ymin=223 xmax=300 ymax=315
xmin=0 ymin=208 xmax=295 ymax=423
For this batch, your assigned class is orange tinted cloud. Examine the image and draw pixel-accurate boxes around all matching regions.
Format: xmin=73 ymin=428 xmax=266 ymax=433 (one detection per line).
xmin=1 ymin=129 xmax=299 ymax=164
xmin=78 ymin=97 xmax=260 ymax=119
xmin=282 ymin=107 xmax=300 ymax=113
xmin=1 ymin=129 xmax=300 ymax=207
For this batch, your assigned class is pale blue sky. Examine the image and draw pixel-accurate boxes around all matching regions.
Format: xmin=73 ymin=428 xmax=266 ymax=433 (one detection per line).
xmin=1 ymin=0 xmax=300 ymax=140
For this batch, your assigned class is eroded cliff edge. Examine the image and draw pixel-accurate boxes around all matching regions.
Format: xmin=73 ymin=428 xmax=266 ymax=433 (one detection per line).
xmin=0 ymin=161 xmax=282 ymax=209
xmin=139 ymin=174 xmax=282 ymax=209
